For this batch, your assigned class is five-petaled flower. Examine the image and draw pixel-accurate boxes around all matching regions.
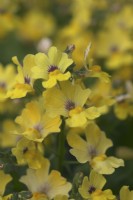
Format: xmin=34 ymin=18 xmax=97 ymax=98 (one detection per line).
xmin=43 ymin=81 xmax=106 ymax=127
xmin=32 ymin=46 xmax=73 ymax=88
xmin=67 ymin=122 xmax=124 ymax=174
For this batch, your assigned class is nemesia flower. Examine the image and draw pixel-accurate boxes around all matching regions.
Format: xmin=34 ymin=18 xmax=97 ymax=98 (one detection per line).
xmin=78 ymin=170 xmax=116 ymax=200
xmin=119 ymin=186 xmax=133 ymax=200
xmin=12 ymin=137 xmax=44 ymax=169
xmin=15 ymin=100 xmax=61 ymax=142
xmin=7 ymin=54 xmax=36 ymax=99
xmin=20 ymin=158 xmax=72 ymax=200
xmin=18 ymin=11 xmax=55 ymax=41
xmin=114 ymin=101 xmax=133 ymax=120
xmin=95 ymin=28 xmax=131 ymax=58
xmin=0 ymin=64 xmax=16 ymax=102
xmin=67 ymin=122 xmax=124 ymax=174
xmin=43 ymin=81 xmax=105 ymax=127
xmin=106 ymin=52 xmax=133 ymax=69
xmin=0 ymin=170 xmax=12 ymax=199
xmin=105 ymin=5 xmax=133 ymax=31
xmin=113 ymin=80 xmax=133 ymax=120
xmin=88 ymin=81 xmax=115 ymax=113
xmin=87 ymin=65 xmax=111 ymax=83
xmin=32 ymin=46 xmax=73 ymax=88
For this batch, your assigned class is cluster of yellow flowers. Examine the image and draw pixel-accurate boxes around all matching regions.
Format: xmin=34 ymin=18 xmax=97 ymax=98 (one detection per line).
xmin=0 ymin=45 xmax=132 ymax=200
xmin=0 ymin=0 xmax=133 ymax=200
xmin=1 ymin=0 xmax=133 ymax=119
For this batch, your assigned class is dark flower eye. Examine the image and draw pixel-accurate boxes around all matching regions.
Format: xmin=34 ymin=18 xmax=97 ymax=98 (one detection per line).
xmin=24 ymin=76 xmax=31 ymax=84
xmin=0 ymin=82 xmax=6 ymax=89
xmin=65 ymin=100 xmax=75 ymax=111
xmin=48 ymin=65 xmax=58 ymax=73
xmin=88 ymin=185 xmax=96 ymax=194
xmin=23 ymin=147 xmax=28 ymax=154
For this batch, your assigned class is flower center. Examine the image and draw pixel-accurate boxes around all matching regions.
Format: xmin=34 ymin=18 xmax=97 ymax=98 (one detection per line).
xmin=69 ymin=106 xmax=83 ymax=117
xmin=93 ymin=154 xmax=106 ymax=161
xmin=110 ymin=45 xmax=118 ymax=52
xmin=24 ymin=76 xmax=31 ymax=84
xmin=0 ymin=82 xmax=6 ymax=89
xmin=65 ymin=100 xmax=75 ymax=111
xmin=23 ymin=147 xmax=28 ymax=154
xmin=34 ymin=124 xmax=43 ymax=133
xmin=91 ymin=154 xmax=107 ymax=167
xmin=89 ymin=146 xmax=97 ymax=159
xmin=48 ymin=65 xmax=58 ymax=73
xmin=39 ymin=184 xmax=50 ymax=197
xmin=88 ymin=185 xmax=96 ymax=194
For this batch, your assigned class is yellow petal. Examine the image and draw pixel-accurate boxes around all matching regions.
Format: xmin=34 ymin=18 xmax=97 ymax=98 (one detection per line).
xmin=66 ymin=111 xmax=87 ymax=128
xmin=120 ymin=186 xmax=133 ymax=200
xmin=46 ymin=170 xmax=72 ymax=199
xmin=78 ymin=176 xmax=91 ymax=199
xmin=67 ymin=133 xmax=88 ymax=150
xmin=85 ymin=123 xmax=113 ymax=154
xmin=48 ymin=46 xmax=62 ymax=65
xmin=12 ymin=56 xmax=21 ymax=66
xmin=0 ymin=171 xmax=12 ymax=196
xmin=56 ymin=71 xmax=71 ymax=81
xmin=58 ymin=53 xmax=73 ymax=72
xmin=89 ymin=170 xmax=106 ymax=190
xmin=42 ymin=77 xmax=57 ymax=88
xmin=91 ymin=156 xmax=124 ymax=174
xmin=8 ymin=83 xmax=34 ymax=99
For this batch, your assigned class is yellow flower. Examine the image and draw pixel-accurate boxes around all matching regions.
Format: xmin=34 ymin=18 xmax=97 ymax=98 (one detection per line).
xmin=32 ymin=46 xmax=73 ymax=88
xmin=43 ymin=81 xmax=105 ymax=127
xmin=87 ymin=65 xmax=111 ymax=83
xmin=15 ymin=100 xmax=61 ymax=142
xmin=18 ymin=11 xmax=55 ymax=41
xmin=106 ymin=52 xmax=133 ymax=70
xmin=88 ymin=81 xmax=115 ymax=113
xmin=91 ymin=190 xmax=116 ymax=200
xmin=105 ymin=5 xmax=133 ymax=31
xmin=0 ymin=170 xmax=12 ymax=198
xmin=95 ymin=28 xmax=131 ymax=58
xmin=20 ymin=158 xmax=72 ymax=200
xmin=0 ymin=64 xmax=16 ymax=102
xmin=119 ymin=186 xmax=133 ymax=200
xmin=12 ymin=137 xmax=44 ymax=169
xmin=71 ymin=0 xmax=92 ymax=28
xmin=78 ymin=170 xmax=116 ymax=200
xmin=7 ymin=54 xmax=36 ymax=99
xmin=114 ymin=102 xmax=133 ymax=120
xmin=90 ymin=155 xmax=124 ymax=175
xmin=67 ymin=122 xmax=124 ymax=174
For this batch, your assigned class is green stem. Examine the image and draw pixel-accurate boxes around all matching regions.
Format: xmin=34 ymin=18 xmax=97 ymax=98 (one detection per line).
xmin=57 ymin=118 xmax=66 ymax=172
xmin=64 ymin=161 xmax=79 ymax=164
